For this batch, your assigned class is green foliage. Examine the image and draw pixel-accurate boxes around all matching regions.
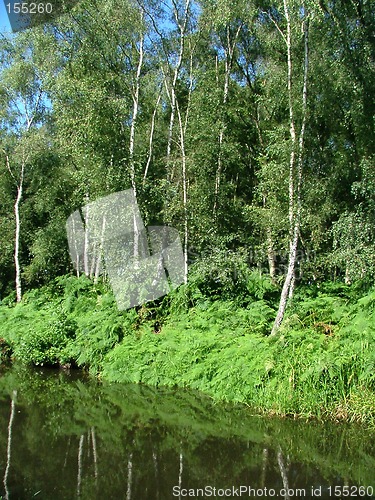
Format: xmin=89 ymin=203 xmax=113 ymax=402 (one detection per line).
xmin=331 ymin=211 xmax=375 ymax=283
xmin=0 ymin=338 xmax=12 ymax=362
xmin=101 ymin=284 xmax=375 ymax=424
xmin=14 ymin=312 xmax=77 ymax=366
xmin=188 ymin=250 xmax=277 ymax=304
xmin=161 ymin=282 xmax=206 ymax=315
xmin=0 ymin=275 xmax=129 ymax=371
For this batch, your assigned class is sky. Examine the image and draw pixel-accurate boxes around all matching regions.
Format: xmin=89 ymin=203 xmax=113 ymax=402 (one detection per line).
xmin=0 ymin=1 xmax=12 ymax=33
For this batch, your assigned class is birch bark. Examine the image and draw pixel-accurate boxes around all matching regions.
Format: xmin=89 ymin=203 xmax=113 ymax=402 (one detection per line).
xmin=4 ymin=89 xmax=42 ymax=302
xmin=129 ymin=11 xmax=144 ymax=261
xmin=176 ymin=99 xmax=189 ymax=283
xmin=271 ymin=1 xmax=310 ymax=335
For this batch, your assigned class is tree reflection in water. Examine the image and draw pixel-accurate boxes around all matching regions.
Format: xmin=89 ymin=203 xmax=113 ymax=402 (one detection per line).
xmin=0 ymin=365 xmax=373 ymax=499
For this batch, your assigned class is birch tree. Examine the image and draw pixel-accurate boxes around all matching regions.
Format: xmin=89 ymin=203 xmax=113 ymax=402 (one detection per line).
xmin=122 ymin=6 xmax=147 ymax=261
xmin=166 ymin=2 xmax=196 ymax=283
xmin=143 ymin=0 xmax=192 ymax=166
xmin=4 ymin=145 xmax=25 ymax=303
xmin=53 ymin=0 xmax=148 ymax=269
xmin=270 ymin=0 xmax=310 ymax=335
xmin=143 ymin=0 xmax=195 ymax=283
xmin=0 ymin=34 xmax=47 ymax=302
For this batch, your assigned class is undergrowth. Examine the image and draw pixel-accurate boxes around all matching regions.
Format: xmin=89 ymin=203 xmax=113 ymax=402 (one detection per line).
xmin=0 ymin=274 xmax=374 ymax=425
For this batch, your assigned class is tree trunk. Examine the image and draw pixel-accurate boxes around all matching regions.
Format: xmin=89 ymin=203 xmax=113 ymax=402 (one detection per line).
xmin=143 ymin=88 xmax=162 ymax=184
xmin=14 ymin=165 xmax=24 ymax=303
xmin=176 ymin=100 xmax=189 ymax=284
xmin=267 ymin=228 xmax=276 ymax=282
xmin=94 ymin=216 xmax=106 ymax=283
xmin=129 ymin=15 xmax=144 ymax=195
xmin=91 ymin=427 xmax=98 ymax=481
xmin=4 ymin=90 xmax=41 ymax=302
xmin=3 ymin=390 xmax=17 ymax=500
xmin=260 ymin=447 xmax=268 ymax=488
xmin=77 ymin=434 xmax=84 ymax=497
xmin=129 ymin=13 xmax=144 ymax=261
xmin=178 ymin=449 xmax=183 ymax=495
xmin=71 ymin=216 xmax=80 ymax=277
xmin=158 ymin=0 xmax=191 ymax=282
xmin=166 ymin=0 xmax=190 ymax=163
xmin=272 ymin=225 xmax=299 ymax=333
xmin=345 ymin=266 xmax=351 ymax=284
xmin=277 ymin=446 xmax=290 ymax=500
xmin=83 ymin=196 xmax=90 ymax=276
xmin=214 ymin=31 xmax=230 ymax=215
xmin=152 ymin=450 xmax=160 ymax=500
xmin=271 ymin=2 xmax=309 ymax=335
xmin=127 ymin=453 xmax=133 ymax=500
xmin=89 ymin=243 xmax=97 ymax=279
xmin=184 ymin=45 xmax=195 ymax=135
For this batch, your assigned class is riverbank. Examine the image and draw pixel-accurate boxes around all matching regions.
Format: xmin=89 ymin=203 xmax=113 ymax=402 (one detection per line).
xmin=1 ymin=275 xmax=374 ymax=426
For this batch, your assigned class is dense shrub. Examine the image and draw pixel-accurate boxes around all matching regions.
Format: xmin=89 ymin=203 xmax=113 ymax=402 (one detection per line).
xmin=188 ymin=251 xmax=278 ymax=305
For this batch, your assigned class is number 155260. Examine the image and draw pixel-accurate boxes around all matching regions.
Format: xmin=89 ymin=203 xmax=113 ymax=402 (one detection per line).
xmin=6 ymin=3 xmax=53 ymax=14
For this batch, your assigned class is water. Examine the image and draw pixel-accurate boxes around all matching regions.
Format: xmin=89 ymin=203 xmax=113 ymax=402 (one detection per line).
xmin=0 ymin=364 xmax=373 ymax=499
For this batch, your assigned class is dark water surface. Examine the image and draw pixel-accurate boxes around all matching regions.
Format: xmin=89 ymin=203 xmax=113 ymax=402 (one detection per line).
xmin=0 ymin=365 xmax=373 ymax=499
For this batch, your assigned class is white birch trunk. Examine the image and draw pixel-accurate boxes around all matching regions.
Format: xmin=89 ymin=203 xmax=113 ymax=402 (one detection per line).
xmin=143 ymin=88 xmax=162 ymax=184
xmin=267 ymin=228 xmax=276 ymax=282
xmin=260 ymin=447 xmax=268 ymax=488
xmin=277 ymin=447 xmax=290 ymax=500
xmin=3 ymin=390 xmax=17 ymax=500
xmin=14 ymin=166 xmax=24 ymax=303
xmin=129 ymin=18 xmax=144 ymax=195
xmin=214 ymin=28 xmax=230 ymax=215
xmin=166 ymin=86 xmax=176 ymax=163
xmin=271 ymin=1 xmax=309 ymax=335
xmin=5 ymin=151 xmax=25 ymax=303
xmin=129 ymin=13 xmax=144 ymax=261
xmin=5 ymin=91 xmax=41 ymax=301
xmin=176 ymin=99 xmax=189 ymax=284
xmin=263 ymin=194 xmax=277 ymax=282
xmin=63 ymin=436 xmax=71 ymax=469
xmin=89 ymin=243 xmax=96 ymax=278
xmin=184 ymin=44 xmax=195 ymax=136
xmin=126 ymin=453 xmax=133 ymax=500
xmin=157 ymin=0 xmax=191 ymax=281
xmin=94 ymin=215 xmax=106 ymax=283
xmin=178 ymin=451 xmax=183 ymax=499
xmin=77 ymin=434 xmax=84 ymax=497
xmin=91 ymin=427 xmax=98 ymax=480
xmin=71 ymin=216 xmax=80 ymax=277
xmin=83 ymin=198 xmax=90 ymax=276
xmin=165 ymin=0 xmax=190 ymax=171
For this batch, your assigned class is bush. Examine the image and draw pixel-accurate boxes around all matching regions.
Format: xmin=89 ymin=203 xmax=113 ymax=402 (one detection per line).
xmin=14 ymin=311 xmax=77 ymax=366
xmin=188 ymin=249 xmax=278 ymax=305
